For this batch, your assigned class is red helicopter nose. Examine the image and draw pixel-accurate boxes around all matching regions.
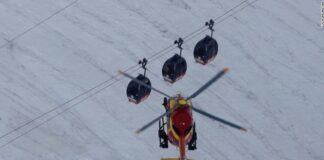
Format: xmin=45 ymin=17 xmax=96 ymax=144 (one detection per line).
xmin=172 ymin=108 xmax=193 ymax=135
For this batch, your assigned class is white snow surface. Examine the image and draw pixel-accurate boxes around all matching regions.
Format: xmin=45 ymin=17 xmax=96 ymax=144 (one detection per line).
xmin=0 ymin=0 xmax=324 ymax=159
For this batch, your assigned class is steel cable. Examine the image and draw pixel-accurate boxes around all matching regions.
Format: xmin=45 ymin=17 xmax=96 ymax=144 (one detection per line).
xmin=0 ymin=0 xmax=259 ymax=149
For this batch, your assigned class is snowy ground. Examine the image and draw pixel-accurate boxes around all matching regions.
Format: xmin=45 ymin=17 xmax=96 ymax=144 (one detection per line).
xmin=0 ymin=0 xmax=324 ymax=159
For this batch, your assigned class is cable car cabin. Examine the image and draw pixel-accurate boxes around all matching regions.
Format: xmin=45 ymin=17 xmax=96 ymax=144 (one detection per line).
xmin=126 ymin=74 xmax=151 ymax=104
xmin=193 ymin=35 xmax=218 ymax=65
xmin=162 ymin=54 xmax=187 ymax=83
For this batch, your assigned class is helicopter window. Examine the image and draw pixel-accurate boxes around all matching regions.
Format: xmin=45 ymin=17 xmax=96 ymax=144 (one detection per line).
xmin=172 ymin=124 xmax=180 ymax=135
xmin=184 ymin=125 xmax=192 ymax=135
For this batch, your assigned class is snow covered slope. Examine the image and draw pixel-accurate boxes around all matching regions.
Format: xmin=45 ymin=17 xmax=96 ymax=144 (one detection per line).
xmin=0 ymin=0 xmax=323 ymax=159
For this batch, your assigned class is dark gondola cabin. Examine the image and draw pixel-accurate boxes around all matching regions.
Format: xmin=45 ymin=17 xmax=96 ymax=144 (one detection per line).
xmin=126 ymin=74 xmax=151 ymax=104
xmin=162 ymin=54 xmax=187 ymax=83
xmin=193 ymin=35 xmax=218 ymax=65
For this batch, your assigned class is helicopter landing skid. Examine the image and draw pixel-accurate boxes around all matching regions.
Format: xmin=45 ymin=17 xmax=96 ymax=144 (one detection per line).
xmin=188 ymin=123 xmax=197 ymax=150
xmin=159 ymin=118 xmax=168 ymax=148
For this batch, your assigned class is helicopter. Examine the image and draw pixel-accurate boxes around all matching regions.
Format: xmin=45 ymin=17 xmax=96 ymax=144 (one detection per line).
xmin=119 ymin=68 xmax=247 ymax=160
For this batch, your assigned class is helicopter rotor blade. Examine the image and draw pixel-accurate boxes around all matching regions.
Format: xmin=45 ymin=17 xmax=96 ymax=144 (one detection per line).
xmin=192 ymin=106 xmax=247 ymax=132
xmin=135 ymin=105 xmax=181 ymax=134
xmin=118 ymin=70 xmax=172 ymax=98
xmin=186 ymin=68 xmax=229 ymax=100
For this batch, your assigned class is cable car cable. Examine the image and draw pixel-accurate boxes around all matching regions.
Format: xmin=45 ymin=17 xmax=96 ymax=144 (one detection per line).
xmin=0 ymin=0 xmax=259 ymax=149
xmin=0 ymin=63 xmax=139 ymax=142
xmin=0 ymin=0 xmax=79 ymax=50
